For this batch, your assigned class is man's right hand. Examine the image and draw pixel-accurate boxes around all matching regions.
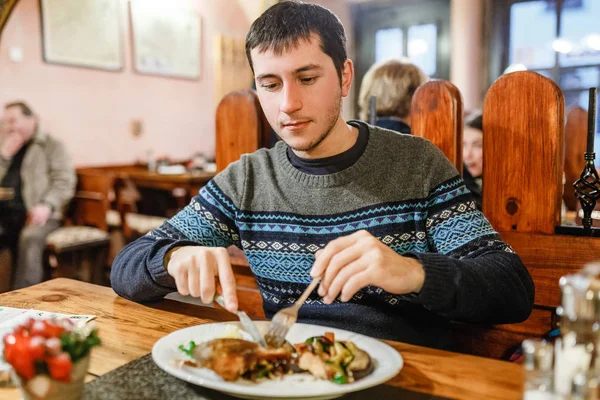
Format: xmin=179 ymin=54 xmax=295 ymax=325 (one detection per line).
xmin=0 ymin=132 xmax=25 ymax=159
xmin=166 ymin=246 xmax=238 ymax=312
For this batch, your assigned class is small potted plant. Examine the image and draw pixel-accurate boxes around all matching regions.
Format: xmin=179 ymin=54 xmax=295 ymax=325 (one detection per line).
xmin=3 ymin=318 xmax=101 ymax=400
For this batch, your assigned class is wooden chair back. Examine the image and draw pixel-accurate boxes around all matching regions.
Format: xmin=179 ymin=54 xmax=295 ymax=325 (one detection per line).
xmin=483 ymin=71 xmax=564 ymax=234
xmin=563 ymin=106 xmax=588 ymax=211
xmin=69 ymin=172 xmax=116 ymax=231
xmin=215 ymin=90 xmax=271 ymax=173
xmin=450 ymin=71 xmax=600 ymax=359
xmin=411 ymin=80 xmax=464 ymax=172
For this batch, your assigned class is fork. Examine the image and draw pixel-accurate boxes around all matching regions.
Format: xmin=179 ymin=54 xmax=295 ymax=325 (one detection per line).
xmin=265 ymin=276 xmax=321 ymax=348
xmin=214 ymin=294 xmax=267 ymax=348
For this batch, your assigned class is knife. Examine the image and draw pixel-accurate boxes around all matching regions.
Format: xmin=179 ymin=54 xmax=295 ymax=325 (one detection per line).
xmin=214 ymin=294 xmax=267 ymax=348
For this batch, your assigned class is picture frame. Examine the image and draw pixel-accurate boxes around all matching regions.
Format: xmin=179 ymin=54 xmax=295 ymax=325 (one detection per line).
xmin=40 ymin=0 xmax=123 ymax=71
xmin=129 ymin=1 xmax=201 ymax=80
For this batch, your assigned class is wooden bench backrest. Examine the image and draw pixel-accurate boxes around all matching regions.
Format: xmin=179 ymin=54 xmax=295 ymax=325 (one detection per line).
xmin=411 ymin=80 xmax=464 ymax=172
xmin=563 ymin=106 xmax=588 ymax=211
xmin=450 ymin=71 xmax=600 ymax=359
xmin=483 ymin=71 xmax=564 ymax=234
xmin=215 ymin=90 xmax=271 ymax=173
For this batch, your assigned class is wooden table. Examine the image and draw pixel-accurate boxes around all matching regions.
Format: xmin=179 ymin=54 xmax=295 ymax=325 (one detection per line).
xmin=119 ymin=168 xmax=215 ymax=213
xmin=124 ymin=169 xmax=214 ymax=198
xmin=0 ymin=279 xmax=524 ymax=399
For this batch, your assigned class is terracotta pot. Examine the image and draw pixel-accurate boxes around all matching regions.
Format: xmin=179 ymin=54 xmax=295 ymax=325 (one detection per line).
xmin=10 ymin=354 xmax=90 ymax=400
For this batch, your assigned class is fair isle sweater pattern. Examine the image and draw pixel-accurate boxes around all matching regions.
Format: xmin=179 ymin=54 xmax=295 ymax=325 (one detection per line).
xmin=151 ymin=175 xmax=510 ymax=310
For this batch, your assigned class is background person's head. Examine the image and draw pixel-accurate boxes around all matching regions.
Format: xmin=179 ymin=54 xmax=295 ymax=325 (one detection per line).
xmin=463 ymin=112 xmax=483 ymax=178
xmin=3 ymin=102 xmax=38 ymax=141
xmin=358 ymin=58 xmax=428 ymax=122
xmin=245 ymin=1 xmax=353 ymax=156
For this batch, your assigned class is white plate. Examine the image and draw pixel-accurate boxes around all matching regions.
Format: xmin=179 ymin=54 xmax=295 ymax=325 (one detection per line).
xmin=152 ymin=321 xmax=403 ymax=400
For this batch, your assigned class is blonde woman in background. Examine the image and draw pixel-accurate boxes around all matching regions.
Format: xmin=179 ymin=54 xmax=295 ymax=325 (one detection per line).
xmin=358 ymin=58 xmax=428 ymax=134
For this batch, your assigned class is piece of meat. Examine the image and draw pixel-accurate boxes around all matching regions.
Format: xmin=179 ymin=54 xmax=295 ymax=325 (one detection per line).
xmin=193 ymin=339 xmax=258 ymax=381
xmin=193 ymin=338 xmax=293 ymax=382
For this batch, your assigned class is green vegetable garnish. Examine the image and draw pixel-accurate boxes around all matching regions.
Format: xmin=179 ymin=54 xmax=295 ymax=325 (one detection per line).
xmin=60 ymin=328 xmax=101 ymax=363
xmin=178 ymin=341 xmax=196 ymax=357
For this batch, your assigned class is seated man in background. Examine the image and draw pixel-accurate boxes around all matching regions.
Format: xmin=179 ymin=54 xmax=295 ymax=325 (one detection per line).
xmin=111 ymin=2 xmax=533 ymax=350
xmin=0 ymin=102 xmax=76 ymax=289
xmin=358 ymin=58 xmax=428 ymax=134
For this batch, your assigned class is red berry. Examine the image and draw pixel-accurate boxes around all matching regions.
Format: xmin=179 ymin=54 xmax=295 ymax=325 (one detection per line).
xmin=43 ymin=321 xmax=66 ymax=339
xmin=29 ymin=336 xmax=46 ymax=360
xmin=45 ymin=337 xmax=62 ymax=356
xmin=46 ymin=353 xmax=72 ymax=382
xmin=30 ymin=320 xmax=47 ymax=337
xmin=12 ymin=355 xmax=36 ymax=380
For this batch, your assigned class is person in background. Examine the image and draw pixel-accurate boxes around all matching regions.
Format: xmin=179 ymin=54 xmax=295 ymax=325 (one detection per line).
xmin=358 ymin=58 xmax=428 ymax=134
xmin=462 ymin=112 xmax=483 ymax=210
xmin=111 ymin=2 xmax=533 ymax=351
xmin=0 ymin=102 xmax=76 ymax=289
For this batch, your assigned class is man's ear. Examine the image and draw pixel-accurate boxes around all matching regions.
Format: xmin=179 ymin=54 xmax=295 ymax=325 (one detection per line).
xmin=341 ymin=59 xmax=354 ymax=98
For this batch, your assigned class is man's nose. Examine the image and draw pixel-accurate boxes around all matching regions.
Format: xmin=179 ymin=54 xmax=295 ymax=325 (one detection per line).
xmin=280 ymin=83 xmax=302 ymax=114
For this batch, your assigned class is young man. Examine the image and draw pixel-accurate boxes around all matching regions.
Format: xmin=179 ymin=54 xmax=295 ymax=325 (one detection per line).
xmin=111 ymin=2 xmax=533 ymax=350
xmin=0 ymin=102 xmax=76 ymax=289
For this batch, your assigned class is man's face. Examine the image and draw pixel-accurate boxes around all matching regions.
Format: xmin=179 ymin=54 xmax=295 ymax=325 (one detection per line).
xmin=251 ymin=35 xmax=351 ymax=154
xmin=2 ymin=106 xmax=37 ymax=140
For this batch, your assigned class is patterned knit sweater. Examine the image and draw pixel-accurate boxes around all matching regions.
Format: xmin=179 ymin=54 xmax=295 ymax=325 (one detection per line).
xmin=111 ymin=124 xmax=534 ymax=350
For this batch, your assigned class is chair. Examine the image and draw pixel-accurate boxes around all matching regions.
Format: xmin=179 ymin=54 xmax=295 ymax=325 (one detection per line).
xmin=215 ymin=89 xmax=272 ymax=172
xmin=563 ymin=106 xmax=588 ymax=211
xmin=411 ymin=80 xmax=464 ymax=172
xmin=0 ymin=248 xmax=12 ymax=293
xmin=448 ymin=71 xmax=600 ymax=359
xmin=107 ymin=176 xmax=166 ymax=243
xmin=44 ymin=172 xmax=112 ymax=285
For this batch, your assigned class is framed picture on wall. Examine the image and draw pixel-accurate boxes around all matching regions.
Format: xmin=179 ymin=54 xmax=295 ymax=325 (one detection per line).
xmin=129 ymin=1 xmax=201 ymax=80
xmin=40 ymin=0 xmax=123 ymax=71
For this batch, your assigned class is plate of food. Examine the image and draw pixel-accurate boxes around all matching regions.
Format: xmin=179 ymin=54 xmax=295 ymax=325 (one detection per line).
xmin=152 ymin=321 xmax=403 ymax=400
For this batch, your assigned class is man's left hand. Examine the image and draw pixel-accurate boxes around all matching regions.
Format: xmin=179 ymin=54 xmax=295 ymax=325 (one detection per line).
xmin=310 ymin=230 xmax=425 ymax=304
xmin=28 ymin=204 xmax=52 ymax=226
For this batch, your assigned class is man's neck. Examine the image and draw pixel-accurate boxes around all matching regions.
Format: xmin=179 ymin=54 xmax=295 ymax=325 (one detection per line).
xmin=291 ymin=115 xmax=359 ymax=159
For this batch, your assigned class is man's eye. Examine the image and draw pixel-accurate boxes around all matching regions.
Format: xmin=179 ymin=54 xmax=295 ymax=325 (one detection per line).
xmin=300 ymin=77 xmax=316 ymax=84
xmin=261 ymin=83 xmax=279 ymax=91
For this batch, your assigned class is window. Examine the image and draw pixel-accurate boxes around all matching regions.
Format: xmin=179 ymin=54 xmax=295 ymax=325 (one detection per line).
xmin=408 ymin=24 xmax=437 ymax=76
xmin=495 ymin=0 xmax=600 ymax=161
xmin=374 ymin=24 xmax=439 ymax=77
xmin=375 ymin=28 xmax=403 ymax=63
xmin=508 ymin=1 xmax=556 ymax=70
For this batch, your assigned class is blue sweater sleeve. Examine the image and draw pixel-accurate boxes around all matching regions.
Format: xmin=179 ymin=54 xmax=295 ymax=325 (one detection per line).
xmin=110 ymin=181 xmax=241 ymax=302
xmin=409 ymin=177 xmax=535 ymax=324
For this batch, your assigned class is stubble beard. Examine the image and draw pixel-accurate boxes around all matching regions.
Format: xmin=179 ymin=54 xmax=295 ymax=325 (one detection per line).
xmin=284 ymin=97 xmax=342 ymax=154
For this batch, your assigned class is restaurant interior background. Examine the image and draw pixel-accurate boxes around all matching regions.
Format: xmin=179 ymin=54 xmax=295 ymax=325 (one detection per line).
xmin=1 ymin=0 xmax=599 ymax=165
xmin=0 ymin=0 xmax=599 ymax=388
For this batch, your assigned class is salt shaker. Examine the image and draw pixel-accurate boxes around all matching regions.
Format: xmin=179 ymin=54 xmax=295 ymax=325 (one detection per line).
xmin=523 ymin=339 xmax=555 ymax=400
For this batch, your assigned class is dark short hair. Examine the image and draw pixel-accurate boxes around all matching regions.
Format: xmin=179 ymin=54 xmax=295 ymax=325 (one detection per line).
xmin=245 ymin=1 xmax=347 ymax=83
xmin=465 ymin=112 xmax=483 ymax=131
xmin=5 ymin=101 xmax=34 ymax=117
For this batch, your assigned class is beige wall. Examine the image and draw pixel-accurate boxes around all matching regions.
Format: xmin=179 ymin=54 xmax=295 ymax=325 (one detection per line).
xmin=0 ymin=0 xmax=253 ymax=166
